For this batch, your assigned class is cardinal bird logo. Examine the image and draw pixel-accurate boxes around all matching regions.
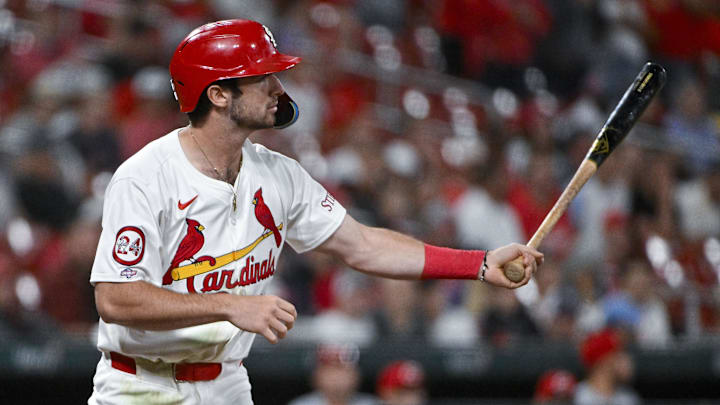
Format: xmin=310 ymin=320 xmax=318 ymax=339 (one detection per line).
xmin=162 ymin=218 xmax=216 ymax=285
xmin=252 ymin=188 xmax=282 ymax=247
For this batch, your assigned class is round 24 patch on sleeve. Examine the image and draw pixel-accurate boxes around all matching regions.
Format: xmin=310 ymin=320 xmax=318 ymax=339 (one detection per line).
xmin=112 ymin=226 xmax=145 ymax=266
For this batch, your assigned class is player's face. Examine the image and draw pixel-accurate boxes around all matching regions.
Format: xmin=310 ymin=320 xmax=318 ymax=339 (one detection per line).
xmin=229 ymin=74 xmax=284 ymax=129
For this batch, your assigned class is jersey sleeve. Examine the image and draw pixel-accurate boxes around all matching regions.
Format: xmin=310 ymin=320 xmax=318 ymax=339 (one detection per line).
xmin=284 ymin=160 xmax=346 ymax=253
xmin=90 ymin=178 xmax=163 ymax=285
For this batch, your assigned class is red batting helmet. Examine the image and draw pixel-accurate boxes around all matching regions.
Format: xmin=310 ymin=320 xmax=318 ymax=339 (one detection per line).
xmin=376 ymin=361 xmax=425 ymax=393
xmin=169 ymin=19 xmax=301 ymax=128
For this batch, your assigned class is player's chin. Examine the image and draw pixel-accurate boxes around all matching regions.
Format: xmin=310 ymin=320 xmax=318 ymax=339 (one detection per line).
xmin=240 ymin=116 xmax=275 ymax=130
xmin=260 ymin=110 xmax=277 ymax=128
xmin=266 ymin=111 xmax=277 ymax=127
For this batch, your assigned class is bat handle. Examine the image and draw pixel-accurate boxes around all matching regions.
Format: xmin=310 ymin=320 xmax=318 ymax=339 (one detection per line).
xmin=502 ymin=232 xmax=545 ymax=283
xmin=501 ymin=207 xmax=551 ymax=281
xmin=502 ymin=256 xmax=527 ymax=283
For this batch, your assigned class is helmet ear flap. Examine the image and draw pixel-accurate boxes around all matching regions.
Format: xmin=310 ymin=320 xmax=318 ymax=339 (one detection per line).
xmin=273 ymin=92 xmax=299 ymax=129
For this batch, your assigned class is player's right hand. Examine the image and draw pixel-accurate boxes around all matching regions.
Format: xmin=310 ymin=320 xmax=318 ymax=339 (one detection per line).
xmin=484 ymin=243 xmax=544 ymax=289
xmin=226 ymin=295 xmax=297 ymax=344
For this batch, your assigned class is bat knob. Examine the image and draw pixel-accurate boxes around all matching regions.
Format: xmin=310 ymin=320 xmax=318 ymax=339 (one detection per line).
xmin=502 ymin=257 xmax=525 ymax=283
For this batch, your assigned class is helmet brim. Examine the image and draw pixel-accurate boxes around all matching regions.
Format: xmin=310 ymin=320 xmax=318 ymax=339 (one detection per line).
xmin=226 ymin=53 xmax=301 ymax=79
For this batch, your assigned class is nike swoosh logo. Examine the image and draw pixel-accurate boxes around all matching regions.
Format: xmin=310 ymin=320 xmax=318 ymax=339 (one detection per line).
xmin=178 ymin=195 xmax=198 ymax=210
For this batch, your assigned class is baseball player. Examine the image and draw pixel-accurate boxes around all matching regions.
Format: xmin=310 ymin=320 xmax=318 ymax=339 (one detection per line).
xmin=88 ymin=19 xmax=544 ymax=405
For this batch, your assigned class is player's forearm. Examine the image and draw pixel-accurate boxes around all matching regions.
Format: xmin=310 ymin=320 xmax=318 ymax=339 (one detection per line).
xmin=320 ymin=215 xmax=542 ymax=288
xmin=319 ymin=215 xmax=478 ymax=280
xmin=344 ymin=226 xmax=426 ymax=279
xmin=95 ymin=281 xmax=231 ymax=330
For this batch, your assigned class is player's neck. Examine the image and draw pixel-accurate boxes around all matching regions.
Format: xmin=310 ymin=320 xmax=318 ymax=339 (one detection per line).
xmin=180 ymin=122 xmax=246 ymax=183
xmin=197 ymin=115 xmax=249 ymax=153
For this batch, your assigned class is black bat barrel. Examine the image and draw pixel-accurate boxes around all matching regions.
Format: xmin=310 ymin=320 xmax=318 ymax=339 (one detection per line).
xmin=586 ymin=62 xmax=667 ymax=166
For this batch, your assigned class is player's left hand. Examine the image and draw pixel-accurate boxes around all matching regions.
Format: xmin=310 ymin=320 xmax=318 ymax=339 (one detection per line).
xmin=482 ymin=243 xmax=543 ymax=289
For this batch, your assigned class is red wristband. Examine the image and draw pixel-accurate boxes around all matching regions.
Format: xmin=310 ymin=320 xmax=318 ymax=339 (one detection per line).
xmin=421 ymin=244 xmax=486 ymax=280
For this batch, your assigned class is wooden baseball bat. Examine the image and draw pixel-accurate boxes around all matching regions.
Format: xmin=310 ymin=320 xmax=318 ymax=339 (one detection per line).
xmin=502 ymin=62 xmax=667 ymax=282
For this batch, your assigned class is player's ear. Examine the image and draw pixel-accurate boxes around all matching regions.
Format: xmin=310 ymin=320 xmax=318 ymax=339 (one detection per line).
xmin=206 ymin=84 xmax=231 ymax=109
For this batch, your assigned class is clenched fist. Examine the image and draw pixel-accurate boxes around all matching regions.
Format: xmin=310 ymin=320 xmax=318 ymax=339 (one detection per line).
xmin=225 ymin=295 xmax=297 ymax=344
xmin=482 ymin=243 xmax=544 ymax=289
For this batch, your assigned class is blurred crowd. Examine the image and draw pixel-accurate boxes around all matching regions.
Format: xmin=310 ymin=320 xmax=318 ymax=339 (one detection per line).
xmin=289 ymin=343 xmax=428 ymax=405
xmin=286 ymin=332 xmax=636 ymax=405
xmin=0 ymin=0 xmax=719 ymax=396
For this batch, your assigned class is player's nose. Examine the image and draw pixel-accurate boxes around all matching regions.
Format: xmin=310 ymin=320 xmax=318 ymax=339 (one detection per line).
xmin=268 ymin=74 xmax=284 ymax=97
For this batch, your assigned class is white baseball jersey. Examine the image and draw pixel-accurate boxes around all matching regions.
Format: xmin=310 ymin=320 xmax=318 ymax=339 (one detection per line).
xmin=90 ymin=128 xmax=346 ymax=364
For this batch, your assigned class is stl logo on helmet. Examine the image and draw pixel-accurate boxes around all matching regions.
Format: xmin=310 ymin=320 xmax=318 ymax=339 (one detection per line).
xmin=262 ymin=24 xmax=277 ymax=48
xmin=170 ymin=79 xmax=179 ymax=101
xmin=113 ymin=226 xmax=145 ymax=266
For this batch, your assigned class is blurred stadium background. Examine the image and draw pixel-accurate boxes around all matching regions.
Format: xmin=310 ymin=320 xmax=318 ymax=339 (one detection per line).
xmin=0 ymin=0 xmax=719 ymax=404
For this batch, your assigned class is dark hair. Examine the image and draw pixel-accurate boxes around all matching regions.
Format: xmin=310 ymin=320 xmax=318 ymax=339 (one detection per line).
xmin=187 ymin=79 xmax=242 ymax=126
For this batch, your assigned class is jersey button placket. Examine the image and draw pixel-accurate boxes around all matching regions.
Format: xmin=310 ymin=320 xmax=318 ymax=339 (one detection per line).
xmin=230 ymin=161 xmax=243 ymax=225
xmin=230 ymin=175 xmax=240 ymax=226
xmin=229 ymin=190 xmax=237 ymax=225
